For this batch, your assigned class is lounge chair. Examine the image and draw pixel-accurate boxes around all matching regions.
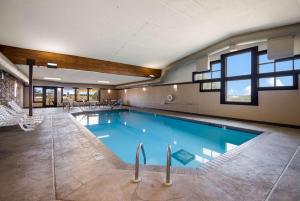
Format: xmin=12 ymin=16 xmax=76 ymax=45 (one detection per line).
xmin=1 ymin=105 xmax=42 ymax=125
xmin=8 ymin=101 xmax=43 ymax=123
xmin=0 ymin=105 xmax=36 ymax=131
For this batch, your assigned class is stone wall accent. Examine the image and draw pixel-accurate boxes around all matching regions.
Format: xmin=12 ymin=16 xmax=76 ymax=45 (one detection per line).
xmin=0 ymin=71 xmax=24 ymax=107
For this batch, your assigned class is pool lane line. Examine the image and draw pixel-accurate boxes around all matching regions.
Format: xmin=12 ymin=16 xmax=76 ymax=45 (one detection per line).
xmin=264 ymin=145 xmax=300 ymax=201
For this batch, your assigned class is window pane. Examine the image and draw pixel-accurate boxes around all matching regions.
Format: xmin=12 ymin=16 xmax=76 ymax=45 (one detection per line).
xmin=226 ymin=79 xmax=251 ymax=102
xmin=89 ymin=89 xmax=99 ymax=101
xmin=34 ymin=87 xmax=43 ymax=102
xmin=194 ymin=73 xmax=203 ymax=81
xmin=211 ymin=62 xmax=221 ymax=71
xmin=259 ymin=63 xmax=274 ymax=74
xmin=294 ymin=59 xmax=300 ymax=70
xmin=78 ymin=89 xmax=88 ymax=101
xmin=259 ymin=77 xmax=274 ymax=87
xmin=202 ymin=82 xmax=212 ymax=90
xmin=212 ymin=81 xmax=221 ymax=89
xmin=202 ymin=72 xmax=211 ymax=80
xmin=259 ymin=54 xmax=273 ymax=64
xmin=226 ymin=52 xmax=251 ymax=77
xmin=275 ymin=60 xmax=293 ymax=72
xmin=276 ymin=76 xmax=293 ymax=87
xmin=212 ymin=71 xmax=221 ymax=79
xmin=63 ymin=88 xmax=75 ymax=101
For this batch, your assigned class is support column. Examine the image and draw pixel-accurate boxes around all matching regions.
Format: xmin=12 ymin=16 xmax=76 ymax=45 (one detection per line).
xmin=27 ymin=59 xmax=35 ymax=116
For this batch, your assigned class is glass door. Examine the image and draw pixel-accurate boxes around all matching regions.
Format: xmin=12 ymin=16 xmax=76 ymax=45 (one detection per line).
xmin=43 ymin=87 xmax=57 ymax=107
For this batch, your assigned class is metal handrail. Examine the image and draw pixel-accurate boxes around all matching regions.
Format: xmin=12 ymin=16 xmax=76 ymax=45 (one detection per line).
xmin=164 ymin=144 xmax=172 ymax=186
xmin=131 ymin=143 xmax=146 ymax=183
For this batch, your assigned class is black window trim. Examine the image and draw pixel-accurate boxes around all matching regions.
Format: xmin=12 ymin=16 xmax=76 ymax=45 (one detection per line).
xmin=193 ymin=60 xmax=222 ymax=92
xmin=220 ymin=47 xmax=258 ymax=105
xmin=192 ymin=60 xmax=221 ymax=83
xmin=199 ymin=80 xmax=221 ymax=92
xmin=33 ymin=86 xmax=44 ymax=103
xmin=258 ymin=50 xmax=300 ymax=90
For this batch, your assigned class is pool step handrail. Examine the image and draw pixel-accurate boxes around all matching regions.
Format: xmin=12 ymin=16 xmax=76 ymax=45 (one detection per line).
xmin=131 ymin=143 xmax=146 ymax=183
xmin=164 ymin=144 xmax=172 ymax=186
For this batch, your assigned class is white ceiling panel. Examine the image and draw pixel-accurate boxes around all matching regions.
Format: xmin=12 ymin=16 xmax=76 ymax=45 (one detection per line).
xmin=0 ymin=0 xmax=299 ymax=71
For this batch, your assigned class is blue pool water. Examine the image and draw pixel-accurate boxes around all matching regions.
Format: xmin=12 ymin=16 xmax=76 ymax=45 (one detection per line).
xmin=73 ymin=110 xmax=258 ymax=168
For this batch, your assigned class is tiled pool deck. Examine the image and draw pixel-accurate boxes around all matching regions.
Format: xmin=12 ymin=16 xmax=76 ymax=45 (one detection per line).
xmin=0 ymin=107 xmax=299 ymax=201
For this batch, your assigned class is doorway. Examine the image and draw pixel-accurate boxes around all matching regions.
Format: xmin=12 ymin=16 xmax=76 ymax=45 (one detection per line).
xmin=43 ymin=87 xmax=57 ymax=107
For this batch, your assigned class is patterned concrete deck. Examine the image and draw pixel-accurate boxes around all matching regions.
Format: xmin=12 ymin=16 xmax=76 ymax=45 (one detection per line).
xmin=0 ymin=107 xmax=299 ymax=201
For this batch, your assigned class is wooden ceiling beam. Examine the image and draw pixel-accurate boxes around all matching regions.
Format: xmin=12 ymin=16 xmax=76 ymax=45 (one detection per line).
xmin=0 ymin=45 xmax=161 ymax=78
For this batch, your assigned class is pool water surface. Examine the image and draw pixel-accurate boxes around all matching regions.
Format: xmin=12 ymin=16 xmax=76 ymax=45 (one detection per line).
xmin=73 ymin=110 xmax=258 ymax=168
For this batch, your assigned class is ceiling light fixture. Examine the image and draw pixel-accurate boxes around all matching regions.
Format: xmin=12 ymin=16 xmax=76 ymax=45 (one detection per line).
xmin=47 ymin=63 xmax=58 ymax=68
xmin=43 ymin=77 xmax=61 ymax=81
xmin=149 ymin=74 xmax=155 ymax=78
xmin=98 ymin=80 xmax=110 ymax=84
xmin=143 ymin=87 xmax=146 ymax=92
xmin=108 ymin=89 xmax=111 ymax=94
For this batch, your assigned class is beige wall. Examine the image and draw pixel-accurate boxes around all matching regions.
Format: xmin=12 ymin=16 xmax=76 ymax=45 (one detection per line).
xmin=23 ymin=80 xmax=120 ymax=108
xmin=121 ymin=76 xmax=300 ymax=126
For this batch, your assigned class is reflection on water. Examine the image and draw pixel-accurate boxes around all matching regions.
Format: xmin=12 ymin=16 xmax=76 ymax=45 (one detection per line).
xmin=76 ymin=113 xmax=100 ymax=126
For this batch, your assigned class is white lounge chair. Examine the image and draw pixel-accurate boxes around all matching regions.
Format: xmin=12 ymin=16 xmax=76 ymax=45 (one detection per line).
xmin=1 ymin=105 xmax=42 ymax=125
xmin=0 ymin=106 xmax=35 ymax=131
xmin=8 ymin=101 xmax=43 ymax=123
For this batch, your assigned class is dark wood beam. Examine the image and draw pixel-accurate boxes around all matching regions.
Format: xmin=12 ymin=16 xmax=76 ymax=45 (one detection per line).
xmin=27 ymin=59 xmax=35 ymax=116
xmin=0 ymin=45 xmax=161 ymax=78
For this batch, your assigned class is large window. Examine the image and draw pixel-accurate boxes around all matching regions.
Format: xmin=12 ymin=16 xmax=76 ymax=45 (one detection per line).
xmin=258 ymin=52 xmax=299 ymax=90
xmin=78 ymin=89 xmax=88 ymax=101
xmin=63 ymin=88 xmax=75 ymax=101
xmin=221 ymin=47 xmax=258 ymax=105
xmin=33 ymin=87 xmax=43 ymax=102
xmin=192 ymin=47 xmax=300 ymax=105
xmin=88 ymin=89 xmax=99 ymax=101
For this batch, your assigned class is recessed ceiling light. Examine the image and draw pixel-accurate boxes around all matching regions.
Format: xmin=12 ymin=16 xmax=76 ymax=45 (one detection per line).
xmin=47 ymin=63 xmax=58 ymax=68
xmin=43 ymin=77 xmax=61 ymax=81
xmin=98 ymin=80 xmax=110 ymax=84
xmin=149 ymin=74 xmax=155 ymax=78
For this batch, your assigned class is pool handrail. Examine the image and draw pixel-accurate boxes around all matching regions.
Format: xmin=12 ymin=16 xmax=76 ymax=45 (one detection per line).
xmin=131 ymin=143 xmax=146 ymax=183
xmin=164 ymin=144 xmax=172 ymax=186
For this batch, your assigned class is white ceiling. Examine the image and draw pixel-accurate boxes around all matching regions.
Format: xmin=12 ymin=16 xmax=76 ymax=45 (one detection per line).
xmin=16 ymin=65 xmax=150 ymax=85
xmin=0 ymin=0 xmax=300 ymax=70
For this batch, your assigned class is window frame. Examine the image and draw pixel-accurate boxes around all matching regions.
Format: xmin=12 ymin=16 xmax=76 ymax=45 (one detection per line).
xmin=220 ymin=47 xmax=258 ymax=105
xmin=88 ymin=88 xmax=100 ymax=101
xmin=258 ymin=51 xmax=299 ymax=91
xmin=63 ymin=88 xmax=76 ymax=101
xmin=193 ymin=60 xmax=221 ymax=92
xmin=33 ymin=86 xmax=44 ymax=103
xmin=199 ymin=80 xmax=221 ymax=92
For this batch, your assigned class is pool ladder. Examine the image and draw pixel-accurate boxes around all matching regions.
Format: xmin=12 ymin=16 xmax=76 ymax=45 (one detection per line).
xmin=131 ymin=143 xmax=172 ymax=186
xmin=164 ymin=144 xmax=172 ymax=186
xmin=131 ymin=143 xmax=146 ymax=183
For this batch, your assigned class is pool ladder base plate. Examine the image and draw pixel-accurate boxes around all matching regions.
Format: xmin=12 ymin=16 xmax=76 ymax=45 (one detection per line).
xmin=131 ymin=177 xmax=142 ymax=183
xmin=163 ymin=180 xmax=172 ymax=186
